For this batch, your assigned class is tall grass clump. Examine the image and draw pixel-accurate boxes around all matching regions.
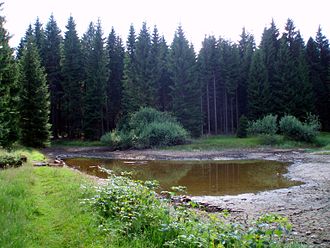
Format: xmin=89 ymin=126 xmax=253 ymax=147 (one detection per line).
xmin=101 ymin=107 xmax=189 ymax=149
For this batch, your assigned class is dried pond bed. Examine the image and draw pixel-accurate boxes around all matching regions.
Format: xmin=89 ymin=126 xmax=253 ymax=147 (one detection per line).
xmin=42 ymin=147 xmax=330 ymax=247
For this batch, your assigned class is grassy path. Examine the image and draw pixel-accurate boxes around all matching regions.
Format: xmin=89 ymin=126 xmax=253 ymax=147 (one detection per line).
xmin=0 ymin=154 xmax=107 ymax=248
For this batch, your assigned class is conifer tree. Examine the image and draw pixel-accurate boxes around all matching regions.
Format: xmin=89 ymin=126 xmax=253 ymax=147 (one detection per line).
xmin=272 ymin=36 xmax=297 ymax=116
xmin=34 ymin=17 xmax=45 ymax=63
xmin=238 ymin=28 xmax=255 ymax=116
xmin=169 ymin=26 xmax=201 ymax=136
xmin=259 ymin=20 xmax=279 ymax=113
xmin=106 ymin=27 xmax=124 ymax=131
xmin=122 ymin=24 xmax=139 ymax=114
xmin=62 ymin=16 xmax=84 ymax=137
xmin=134 ymin=22 xmax=153 ymax=106
xmin=218 ymin=39 xmax=240 ymax=133
xmin=18 ymin=35 xmax=50 ymax=147
xmin=306 ymin=37 xmax=324 ymax=120
xmin=156 ymin=36 xmax=172 ymax=111
xmin=44 ymin=14 xmax=63 ymax=138
xmin=0 ymin=4 xmax=19 ymax=149
xmin=82 ymin=21 xmax=108 ymax=139
xmin=198 ymin=36 xmax=219 ymax=134
xmin=16 ymin=25 xmax=33 ymax=60
xmin=247 ymin=49 xmax=269 ymax=119
xmin=315 ymin=27 xmax=330 ymax=129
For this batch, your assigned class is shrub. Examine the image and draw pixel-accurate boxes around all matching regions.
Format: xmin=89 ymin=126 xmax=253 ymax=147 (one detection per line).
xmin=100 ymin=130 xmax=132 ymax=150
xmin=0 ymin=152 xmax=22 ymax=169
xmin=101 ymin=107 xmax=190 ymax=149
xmin=279 ymin=115 xmax=320 ymax=143
xmin=137 ymin=121 xmax=188 ymax=148
xmin=236 ymin=115 xmax=249 ymax=138
xmin=247 ymin=114 xmax=278 ymax=136
xmin=129 ymin=107 xmax=178 ymax=135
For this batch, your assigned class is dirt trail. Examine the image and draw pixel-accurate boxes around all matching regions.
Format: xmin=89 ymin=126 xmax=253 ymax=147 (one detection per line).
xmin=42 ymin=147 xmax=330 ymax=247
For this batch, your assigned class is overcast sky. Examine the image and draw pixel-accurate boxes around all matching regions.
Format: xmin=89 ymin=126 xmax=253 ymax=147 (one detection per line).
xmin=3 ymin=0 xmax=330 ymax=51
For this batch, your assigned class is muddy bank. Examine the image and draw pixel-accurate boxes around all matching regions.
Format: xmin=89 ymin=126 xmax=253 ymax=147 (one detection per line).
xmin=42 ymin=147 xmax=330 ymax=247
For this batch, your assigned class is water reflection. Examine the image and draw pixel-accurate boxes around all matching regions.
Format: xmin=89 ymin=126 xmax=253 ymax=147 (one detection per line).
xmin=65 ymin=158 xmax=302 ymax=196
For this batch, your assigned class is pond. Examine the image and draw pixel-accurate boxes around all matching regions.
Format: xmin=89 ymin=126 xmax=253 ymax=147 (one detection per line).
xmin=64 ymin=158 xmax=302 ymax=196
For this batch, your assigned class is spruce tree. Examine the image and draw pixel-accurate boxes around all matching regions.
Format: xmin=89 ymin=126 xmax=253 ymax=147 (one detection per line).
xmin=122 ymin=24 xmax=139 ymax=114
xmin=44 ymin=14 xmax=63 ymax=138
xmin=16 ymin=25 xmax=33 ymax=60
xmin=0 ymin=4 xmax=19 ymax=149
xmin=62 ymin=16 xmax=84 ymax=138
xmin=156 ymin=36 xmax=172 ymax=111
xmin=219 ymin=40 xmax=240 ymax=133
xmin=82 ymin=21 xmax=108 ymax=139
xmin=34 ymin=17 xmax=45 ymax=63
xmin=238 ymin=28 xmax=255 ymax=116
xmin=198 ymin=36 xmax=219 ymax=134
xmin=134 ymin=22 xmax=153 ymax=107
xmin=18 ymin=35 xmax=50 ymax=147
xmin=259 ymin=20 xmax=280 ymax=113
xmin=315 ymin=27 xmax=330 ymax=129
xmin=106 ymin=27 xmax=124 ymax=131
xmin=247 ymin=49 xmax=269 ymax=119
xmin=169 ymin=26 xmax=201 ymax=136
xmin=306 ymin=37 xmax=324 ymax=120
xmin=272 ymin=36 xmax=297 ymax=116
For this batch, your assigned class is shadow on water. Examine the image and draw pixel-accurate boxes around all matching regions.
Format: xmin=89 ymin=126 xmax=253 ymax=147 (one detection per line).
xmin=65 ymin=158 xmax=303 ymax=196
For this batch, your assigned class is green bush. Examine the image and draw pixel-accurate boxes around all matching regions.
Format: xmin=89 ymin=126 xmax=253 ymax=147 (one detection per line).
xmin=236 ymin=115 xmax=249 ymax=138
xmin=248 ymin=114 xmax=278 ymax=136
xmin=279 ymin=115 xmax=320 ymax=143
xmin=100 ymin=130 xmax=132 ymax=150
xmin=129 ymin=107 xmax=177 ymax=133
xmin=137 ymin=121 xmax=188 ymax=148
xmin=101 ymin=107 xmax=189 ymax=149
xmin=0 ymin=152 xmax=22 ymax=169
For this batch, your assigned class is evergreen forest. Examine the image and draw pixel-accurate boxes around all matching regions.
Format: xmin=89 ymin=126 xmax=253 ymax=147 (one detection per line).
xmin=1 ymin=6 xmax=330 ymax=148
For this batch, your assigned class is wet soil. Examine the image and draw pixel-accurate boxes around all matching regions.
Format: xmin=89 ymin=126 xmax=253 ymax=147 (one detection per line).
xmin=42 ymin=147 xmax=330 ymax=247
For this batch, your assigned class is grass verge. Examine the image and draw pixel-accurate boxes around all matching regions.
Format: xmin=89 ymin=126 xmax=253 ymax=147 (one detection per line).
xmin=0 ymin=148 xmax=107 ymax=248
xmin=51 ymin=140 xmax=104 ymax=147
xmin=167 ymin=133 xmax=330 ymax=151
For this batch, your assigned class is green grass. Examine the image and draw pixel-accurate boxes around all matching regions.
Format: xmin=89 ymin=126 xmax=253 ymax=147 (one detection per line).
xmin=0 ymin=148 xmax=107 ymax=248
xmin=51 ymin=139 xmax=104 ymax=147
xmin=166 ymin=133 xmax=330 ymax=151
xmin=168 ymin=135 xmax=261 ymax=150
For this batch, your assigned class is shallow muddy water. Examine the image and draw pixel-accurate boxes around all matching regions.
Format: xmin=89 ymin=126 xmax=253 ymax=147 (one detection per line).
xmin=65 ymin=158 xmax=302 ymax=196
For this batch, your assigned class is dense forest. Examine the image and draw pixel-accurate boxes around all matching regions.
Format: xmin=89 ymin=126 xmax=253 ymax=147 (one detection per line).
xmin=1 ymin=4 xmax=330 ymax=147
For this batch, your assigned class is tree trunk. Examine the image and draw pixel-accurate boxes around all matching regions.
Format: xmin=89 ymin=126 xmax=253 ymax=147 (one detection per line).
xmin=224 ymin=89 xmax=228 ymax=134
xmin=213 ymin=73 xmax=218 ymax=135
xmin=206 ymin=81 xmax=211 ymax=135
